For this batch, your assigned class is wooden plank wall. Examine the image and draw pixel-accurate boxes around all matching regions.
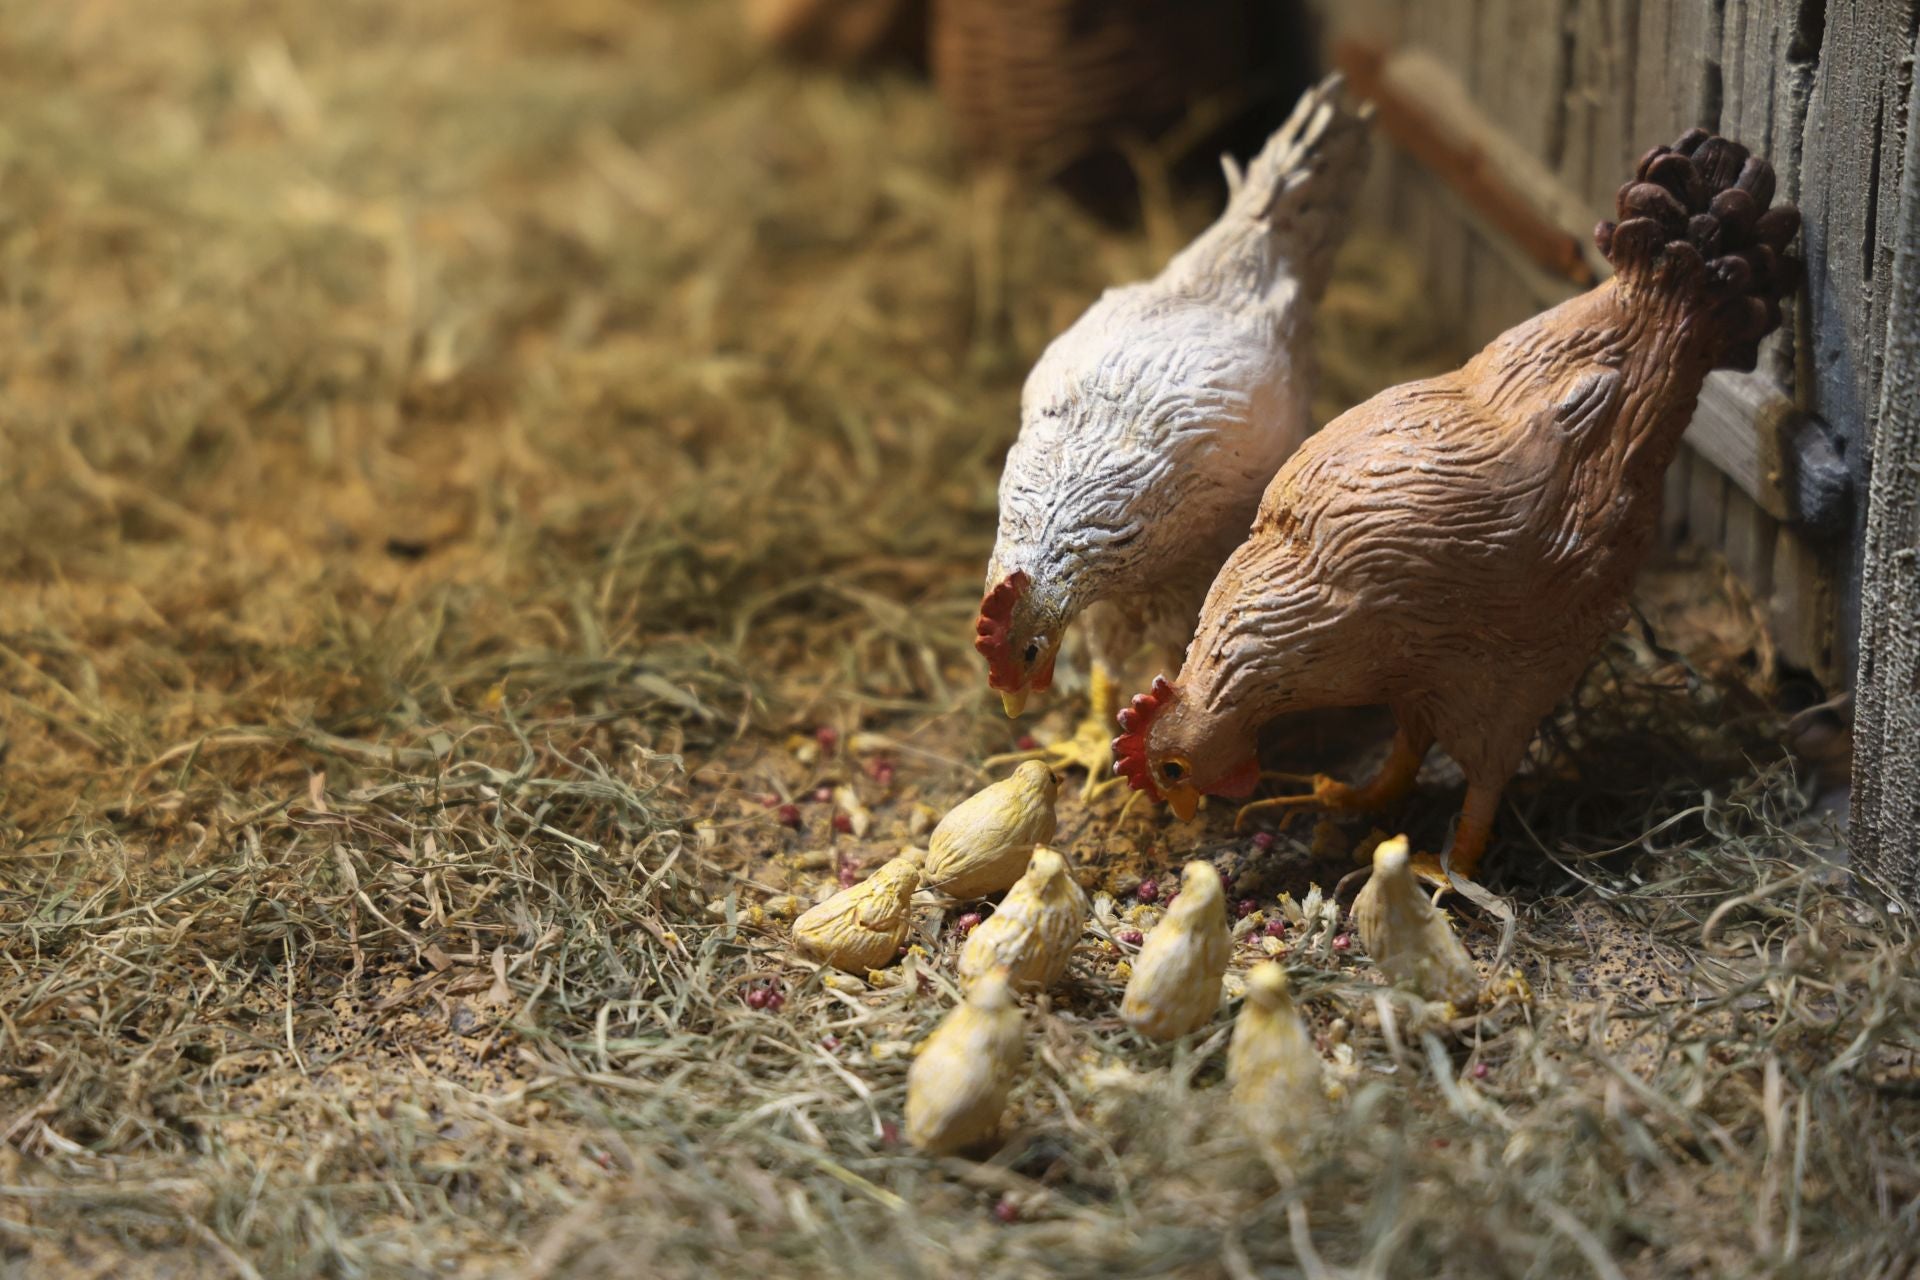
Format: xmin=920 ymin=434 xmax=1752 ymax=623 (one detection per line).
xmin=1318 ymin=0 xmax=1856 ymax=685
xmin=1828 ymin=4 xmax=1920 ymax=900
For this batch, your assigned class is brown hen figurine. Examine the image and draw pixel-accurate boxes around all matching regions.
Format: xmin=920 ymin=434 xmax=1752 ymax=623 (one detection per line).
xmin=1114 ymin=130 xmax=1801 ymax=885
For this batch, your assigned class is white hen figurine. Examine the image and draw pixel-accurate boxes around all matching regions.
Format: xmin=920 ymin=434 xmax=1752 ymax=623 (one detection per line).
xmin=974 ymin=75 xmax=1372 ymax=793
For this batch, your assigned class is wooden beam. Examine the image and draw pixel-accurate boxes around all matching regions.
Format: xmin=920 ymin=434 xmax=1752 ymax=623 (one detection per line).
xmin=1683 ymin=374 xmax=1854 ymax=543
xmin=1334 ymin=40 xmax=1604 ymax=286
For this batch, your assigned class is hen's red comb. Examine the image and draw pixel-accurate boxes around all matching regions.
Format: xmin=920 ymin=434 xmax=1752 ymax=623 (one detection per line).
xmin=974 ymin=571 xmax=1029 ymax=691
xmin=1112 ymin=676 xmax=1175 ymax=800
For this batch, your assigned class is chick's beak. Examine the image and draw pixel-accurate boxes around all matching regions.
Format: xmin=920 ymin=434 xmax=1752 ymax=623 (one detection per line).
xmin=1166 ymin=782 xmax=1201 ymax=821
xmin=1000 ymin=688 xmax=1029 ymax=718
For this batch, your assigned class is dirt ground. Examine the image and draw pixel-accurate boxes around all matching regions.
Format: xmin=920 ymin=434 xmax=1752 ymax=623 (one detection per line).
xmin=2 ymin=2 xmax=1917 ymax=1278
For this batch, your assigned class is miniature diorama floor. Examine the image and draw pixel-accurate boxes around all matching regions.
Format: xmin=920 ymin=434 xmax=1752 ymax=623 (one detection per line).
xmin=2 ymin=3 xmax=1914 ymax=1278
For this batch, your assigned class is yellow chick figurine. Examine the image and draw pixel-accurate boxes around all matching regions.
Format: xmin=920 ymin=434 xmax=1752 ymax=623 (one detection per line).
xmin=1227 ymin=962 xmax=1322 ymax=1167
xmin=1120 ymin=861 xmax=1231 ymax=1040
xmin=791 ymin=850 xmax=922 ymax=975
xmin=1351 ymin=835 xmax=1480 ymax=1007
xmin=957 ymin=847 xmax=1088 ymax=992
xmin=920 ymin=761 xmax=1059 ymax=898
xmin=905 ymin=967 xmax=1025 ymax=1154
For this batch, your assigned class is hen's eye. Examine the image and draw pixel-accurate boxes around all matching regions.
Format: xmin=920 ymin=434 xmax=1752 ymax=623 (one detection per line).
xmin=1023 ymin=640 xmax=1042 ymax=663
xmin=1162 ymin=760 xmax=1186 ymax=782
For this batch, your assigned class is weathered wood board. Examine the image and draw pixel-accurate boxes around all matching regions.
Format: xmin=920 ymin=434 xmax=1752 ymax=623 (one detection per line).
xmin=1849 ymin=14 xmax=1920 ymax=902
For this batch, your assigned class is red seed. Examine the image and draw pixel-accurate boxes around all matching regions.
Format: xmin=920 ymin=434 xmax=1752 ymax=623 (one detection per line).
xmin=776 ymin=803 xmax=802 ymax=828
xmin=880 ymin=1121 xmax=900 ymax=1147
xmin=832 ymin=812 xmax=854 ymax=834
xmin=1251 ymin=832 xmax=1275 ymax=850
xmin=1332 ymin=933 xmax=1352 ymax=952
xmin=1135 ymin=879 xmax=1159 ymax=904
xmin=1118 ymin=929 xmax=1144 ymax=947
xmin=839 ymin=862 xmax=860 ymax=888
xmin=1263 ymin=918 xmax=1287 ymax=938
xmin=745 ymin=987 xmax=770 ymax=1009
xmin=992 ymin=1197 xmax=1019 ymax=1224
xmin=955 ymin=912 xmax=983 ymax=935
xmin=764 ymin=988 xmax=785 ymax=1012
xmin=821 ymin=1035 xmax=840 ymax=1051
xmin=815 ymin=725 xmax=840 ymax=751
xmin=759 ymin=793 xmax=781 ymax=808
xmin=811 ymin=785 xmax=833 ymax=804
xmin=868 ymin=759 xmax=896 ymax=785
xmin=1016 ymin=734 xmax=1040 ymax=751
xmin=1472 ymin=1061 xmax=1489 ymax=1080
xmin=1235 ymin=898 xmax=1258 ymax=919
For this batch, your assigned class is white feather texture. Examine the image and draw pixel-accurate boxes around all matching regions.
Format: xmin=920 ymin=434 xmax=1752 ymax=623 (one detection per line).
xmin=987 ymin=76 xmax=1372 ymax=673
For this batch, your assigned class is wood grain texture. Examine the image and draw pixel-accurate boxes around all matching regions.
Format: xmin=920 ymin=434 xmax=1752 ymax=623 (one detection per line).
xmin=1771 ymin=528 xmax=1836 ymax=692
xmin=1721 ymin=487 xmax=1779 ymax=600
xmin=1850 ymin=15 xmax=1920 ymax=901
xmin=1465 ymin=0 xmax=1570 ymax=348
xmin=1661 ymin=442 xmax=1696 ymax=544
xmin=1684 ymin=370 xmax=1795 ymax=521
xmin=1800 ymin=0 xmax=1918 ymax=683
xmin=1336 ymin=44 xmax=1600 ymax=286
xmin=1408 ymin=0 xmax=1479 ymax=319
xmin=1688 ymin=451 xmax=1730 ymax=551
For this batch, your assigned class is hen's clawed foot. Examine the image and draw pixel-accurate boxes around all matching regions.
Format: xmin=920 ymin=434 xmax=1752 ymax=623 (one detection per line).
xmin=1404 ymin=851 xmax=1457 ymax=896
xmin=985 ymin=715 xmax=1121 ymax=801
xmin=1233 ymin=772 xmax=1364 ymax=831
xmin=1392 ymin=843 xmax=1486 ymax=898
xmin=1234 ymin=730 xmax=1433 ymax=833
xmin=984 ymin=663 xmax=1126 ymax=802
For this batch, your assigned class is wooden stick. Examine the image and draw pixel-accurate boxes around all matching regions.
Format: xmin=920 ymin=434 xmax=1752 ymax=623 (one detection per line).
xmin=1335 ymin=40 xmax=1602 ymax=286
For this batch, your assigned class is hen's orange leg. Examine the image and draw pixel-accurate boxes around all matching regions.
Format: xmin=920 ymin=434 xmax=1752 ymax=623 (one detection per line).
xmin=1233 ymin=728 xmax=1430 ymax=832
xmin=1407 ymin=782 xmax=1500 ymax=892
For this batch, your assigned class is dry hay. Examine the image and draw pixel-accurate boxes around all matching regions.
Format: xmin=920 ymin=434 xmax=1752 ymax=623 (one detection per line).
xmin=1 ymin=2 xmax=1916 ymax=1278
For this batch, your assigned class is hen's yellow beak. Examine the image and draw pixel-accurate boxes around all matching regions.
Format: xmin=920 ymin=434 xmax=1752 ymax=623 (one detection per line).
xmin=1166 ymin=783 xmax=1200 ymax=821
xmin=1000 ymin=689 xmax=1028 ymax=718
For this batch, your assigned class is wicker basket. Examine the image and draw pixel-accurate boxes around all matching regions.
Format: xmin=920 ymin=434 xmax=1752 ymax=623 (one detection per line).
xmin=930 ymin=0 xmax=1259 ymax=175
xmin=745 ymin=0 xmax=925 ymax=69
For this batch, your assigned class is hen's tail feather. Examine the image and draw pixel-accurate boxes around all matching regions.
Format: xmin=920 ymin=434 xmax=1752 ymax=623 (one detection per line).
xmin=1595 ymin=129 xmax=1802 ymax=371
xmin=1163 ymin=74 xmax=1373 ymax=305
